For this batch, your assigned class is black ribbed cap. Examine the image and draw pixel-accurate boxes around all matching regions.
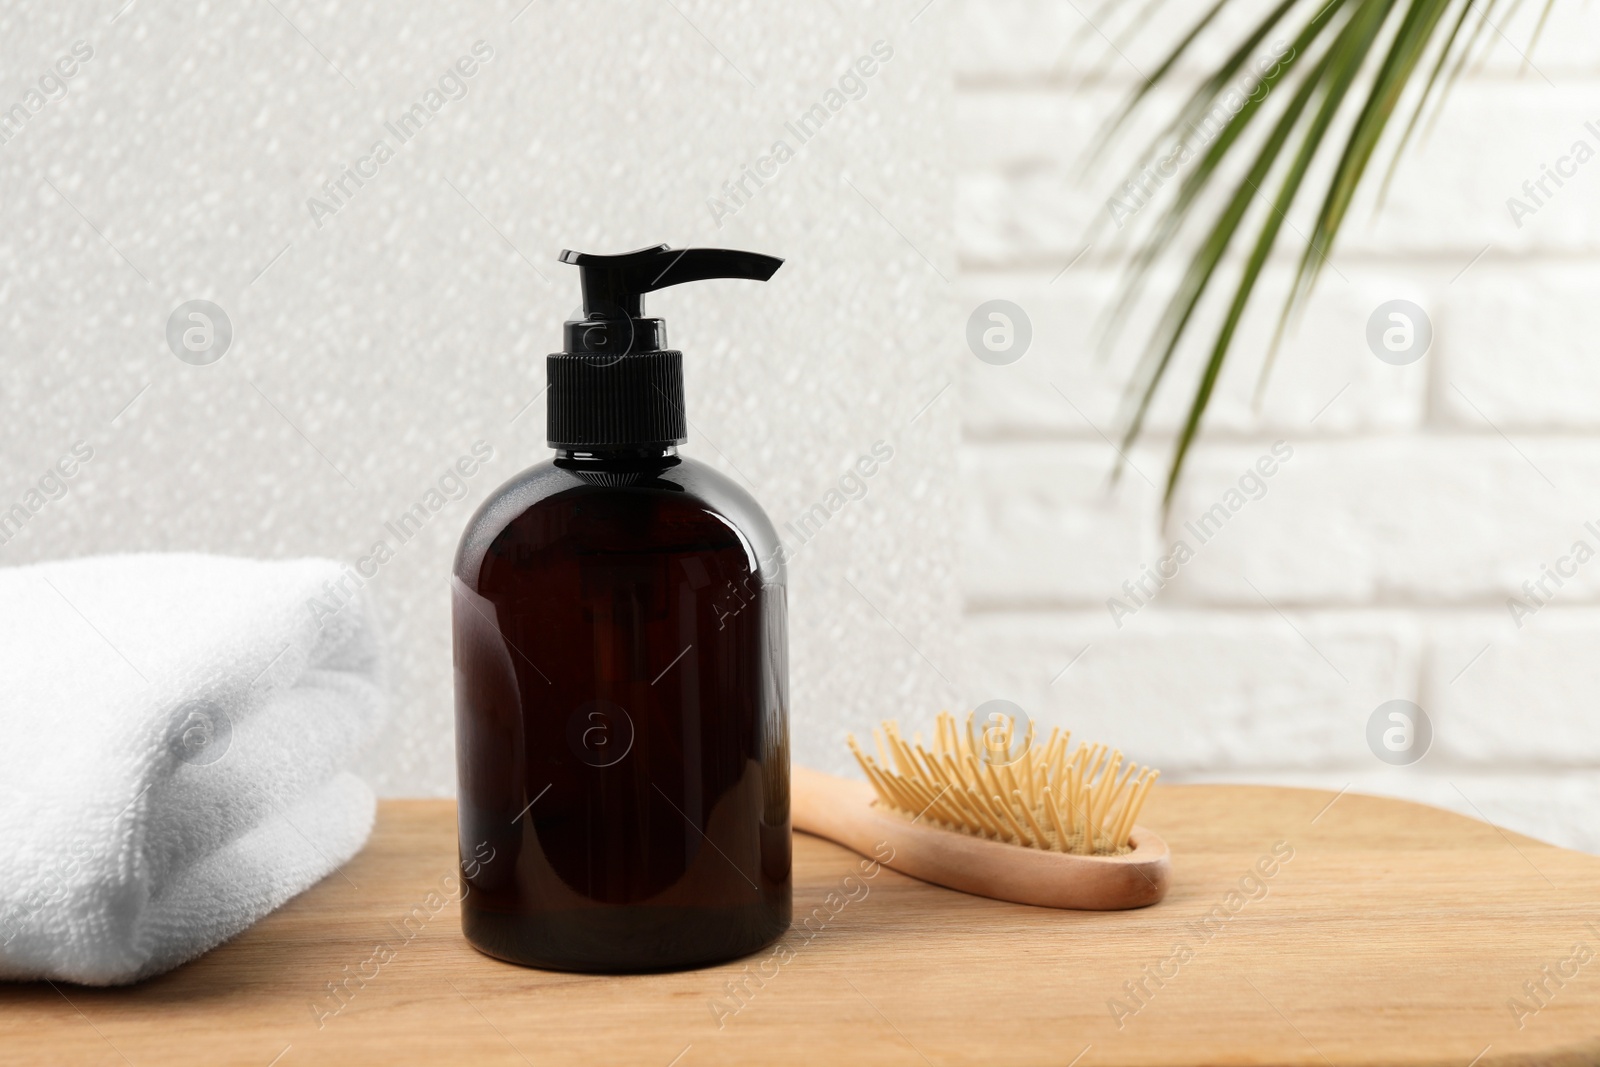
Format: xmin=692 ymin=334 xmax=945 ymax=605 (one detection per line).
xmin=546 ymin=350 xmax=687 ymax=448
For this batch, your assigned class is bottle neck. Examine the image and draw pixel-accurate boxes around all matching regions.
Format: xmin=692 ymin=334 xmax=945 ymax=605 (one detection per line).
xmin=554 ymin=444 xmax=680 ymax=471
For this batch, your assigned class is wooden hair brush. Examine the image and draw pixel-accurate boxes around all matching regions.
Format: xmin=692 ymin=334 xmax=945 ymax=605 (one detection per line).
xmin=792 ymin=711 xmax=1171 ymax=910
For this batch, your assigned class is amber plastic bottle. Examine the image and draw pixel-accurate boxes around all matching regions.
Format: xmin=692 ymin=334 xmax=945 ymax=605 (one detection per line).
xmin=453 ymin=246 xmax=791 ymax=972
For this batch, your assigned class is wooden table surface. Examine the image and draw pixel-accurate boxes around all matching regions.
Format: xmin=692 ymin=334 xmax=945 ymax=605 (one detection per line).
xmin=5 ymin=785 xmax=1600 ymax=1066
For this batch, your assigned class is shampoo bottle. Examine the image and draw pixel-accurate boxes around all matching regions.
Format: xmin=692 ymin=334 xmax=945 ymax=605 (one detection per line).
xmin=453 ymin=245 xmax=791 ymax=972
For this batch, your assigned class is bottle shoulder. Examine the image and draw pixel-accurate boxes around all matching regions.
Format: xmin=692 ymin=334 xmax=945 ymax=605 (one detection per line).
xmin=454 ymin=455 xmax=786 ymax=587
xmin=453 ymin=459 xmax=574 ymax=577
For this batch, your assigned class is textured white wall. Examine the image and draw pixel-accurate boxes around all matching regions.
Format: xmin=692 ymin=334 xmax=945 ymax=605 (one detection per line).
xmin=0 ymin=1 xmax=957 ymax=795
xmin=955 ymin=0 xmax=1600 ymax=852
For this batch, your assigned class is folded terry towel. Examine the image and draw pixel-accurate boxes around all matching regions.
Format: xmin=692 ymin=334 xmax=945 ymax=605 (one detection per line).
xmin=0 ymin=553 xmax=387 ymax=985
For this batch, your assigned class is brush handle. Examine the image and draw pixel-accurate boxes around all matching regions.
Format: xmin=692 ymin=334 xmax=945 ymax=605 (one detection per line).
xmin=791 ymin=766 xmax=1170 ymax=910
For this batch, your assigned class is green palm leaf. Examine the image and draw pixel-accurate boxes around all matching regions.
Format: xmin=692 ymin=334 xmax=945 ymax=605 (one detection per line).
xmin=1098 ymin=0 xmax=1556 ymax=508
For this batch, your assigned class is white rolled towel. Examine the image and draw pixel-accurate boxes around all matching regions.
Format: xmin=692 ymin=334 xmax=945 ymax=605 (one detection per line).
xmin=0 ymin=553 xmax=387 ymax=985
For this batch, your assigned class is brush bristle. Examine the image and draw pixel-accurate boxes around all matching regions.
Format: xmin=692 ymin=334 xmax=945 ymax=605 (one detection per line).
xmin=848 ymin=711 xmax=1159 ymax=856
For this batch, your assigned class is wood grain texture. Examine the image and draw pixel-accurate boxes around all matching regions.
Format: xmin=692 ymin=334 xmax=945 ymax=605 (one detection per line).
xmin=4 ymin=785 xmax=1600 ymax=1067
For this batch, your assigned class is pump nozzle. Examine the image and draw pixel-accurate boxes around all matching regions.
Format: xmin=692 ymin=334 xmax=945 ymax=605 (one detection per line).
xmin=559 ymin=245 xmax=784 ymax=320
xmin=547 ymin=243 xmax=784 ymax=450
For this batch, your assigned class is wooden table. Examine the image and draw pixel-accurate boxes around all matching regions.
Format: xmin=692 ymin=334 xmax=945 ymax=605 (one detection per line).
xmin=5 ymin=785 xmax=1600 ymax=1066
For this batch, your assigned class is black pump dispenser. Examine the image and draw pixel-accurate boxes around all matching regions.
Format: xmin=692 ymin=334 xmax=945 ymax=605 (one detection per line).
xmin=547 ymin=244 xmax=783 ymax=450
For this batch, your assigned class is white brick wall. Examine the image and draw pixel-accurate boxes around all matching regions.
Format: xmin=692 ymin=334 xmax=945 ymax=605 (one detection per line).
xmin=954 ymin=0 xmax=1600 ymax=852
